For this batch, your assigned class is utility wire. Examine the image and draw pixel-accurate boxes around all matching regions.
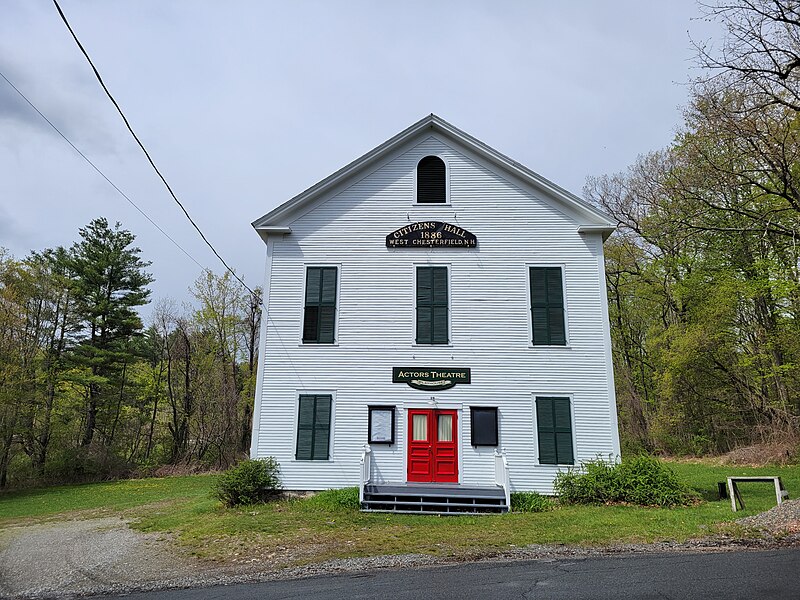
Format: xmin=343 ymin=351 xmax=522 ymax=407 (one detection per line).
xmin=52 ymin=0 xmax=258 ymax=299
xmin=50 ymin=2 xmax=323 ymax=402
xmin=3 ymin=66 xmax=313 ymax=401
xmin=2 ymin=68 xmax=307 ymax=393
xmin=0 ymin=69 xmax=206 ymax=273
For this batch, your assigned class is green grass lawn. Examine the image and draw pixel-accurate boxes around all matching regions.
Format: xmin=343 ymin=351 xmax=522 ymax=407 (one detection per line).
xmin=1 ymin=461 xmax=797 ymax=567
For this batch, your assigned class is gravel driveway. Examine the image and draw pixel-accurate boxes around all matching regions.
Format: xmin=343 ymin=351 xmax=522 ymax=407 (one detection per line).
xmin=0 ymin=517 xmax=214 ymax=599
xmin=2 ymin=502 xmax=800 ymax=600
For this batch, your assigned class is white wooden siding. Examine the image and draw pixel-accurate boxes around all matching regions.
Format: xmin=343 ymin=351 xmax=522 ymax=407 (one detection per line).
xmin=253 ymin=134 xmax=619 ymax=493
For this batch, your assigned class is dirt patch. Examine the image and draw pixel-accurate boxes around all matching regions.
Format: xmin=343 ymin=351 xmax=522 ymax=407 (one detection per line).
xmin=667 ymin=442 xmax=798 ymax=467
xmin=718 ymin=442 xmax=797 ymax=466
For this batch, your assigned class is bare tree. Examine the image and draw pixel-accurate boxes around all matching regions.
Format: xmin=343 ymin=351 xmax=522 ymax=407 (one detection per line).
xmin=695 ymin=0 xmax=800 ymax=111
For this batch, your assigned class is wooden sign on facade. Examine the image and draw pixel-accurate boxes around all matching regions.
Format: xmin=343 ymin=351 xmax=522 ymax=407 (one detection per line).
xmin=392 ymin=367 xmax=471 ymax=391
xmin=386 ymin=221 xmax=477 ymax=248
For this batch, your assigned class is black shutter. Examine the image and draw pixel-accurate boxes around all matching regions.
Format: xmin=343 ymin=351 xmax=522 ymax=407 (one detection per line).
xmin=417 ymin=156 xmax=446 ymax=203
xmin=296 ymin=394 xmax=332 ymax=460
xmin=416 ymin=267 xmax=448 ymax=344
xmin=432 ymin=267 xmax=448 ymax=344
xmin=530 ymin=267 xmax=566 ymax=345
xmin=313 ymin=396 xmax=332 ymax=460
xmin=536 ymin=398 xmax=557 ymax=464
xmin=296 ymin=395 xmax=315 ymax=460
xmin=536 ymin=397 xmax=573 ymax=465
xmin=470 ymin=407 xmax=498 ymax=446
xmin=303 ymin=267 xmax=337 ymax=343
xmin=546 ymin=268 xmax=566 ymax=345
xmin=416 ymin=266 xmax=432 ymax=344
xmin=319 ymin=267 xmax=337 ymax=343
xmin=302 ymin=268 xmax=321 ymax=342
xmin=553 ymin=398 xmax=574 ymax=465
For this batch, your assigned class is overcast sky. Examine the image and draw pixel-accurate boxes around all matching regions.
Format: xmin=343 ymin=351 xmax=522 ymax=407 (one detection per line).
xmin=0 ymin=1 xmax=721 ymax=311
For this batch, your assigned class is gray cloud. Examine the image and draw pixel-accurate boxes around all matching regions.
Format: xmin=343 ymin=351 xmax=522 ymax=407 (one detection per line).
xmin=0 ymin=50 xmax=118 ymax=155
xmin=0 ymin=203 xmax=36 ymax=253
xmin=0 ymin=61 xmax=51 ymax=132
xmin=0 ymin=0 xmax=724 ymax=303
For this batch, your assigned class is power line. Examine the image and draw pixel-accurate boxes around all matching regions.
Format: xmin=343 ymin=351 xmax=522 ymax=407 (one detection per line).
xmin=2 ymin=68 xmax=307 ymax=390
xmin=0 ymin=69 xmax=206 ymax=273
xmin=50 ymin=2 xmax=321 ymax=401
xmin=52 ymin=0 xmax=258 ymax=299
xmin=4 ymin=62 xmax=311 ymax=397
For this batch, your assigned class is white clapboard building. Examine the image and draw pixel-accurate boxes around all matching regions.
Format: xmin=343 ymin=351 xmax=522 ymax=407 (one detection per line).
xmin=250 ymin=115 xmax=620 ymax=513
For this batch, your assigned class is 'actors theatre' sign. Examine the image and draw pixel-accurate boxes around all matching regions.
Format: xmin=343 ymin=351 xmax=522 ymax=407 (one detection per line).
xmin=392 ymin=367 xmax=471 ymax=391
xmin=386 ymin=221 xmax=477 ymax=248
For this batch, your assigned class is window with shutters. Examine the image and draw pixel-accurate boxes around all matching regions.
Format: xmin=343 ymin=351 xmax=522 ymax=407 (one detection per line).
xmin=302 ymin=266 xmax=337 ymax=344
xmin=529 ymin=266 xmax=567 ymax=346
xmin=535 ymin=396 xmax=574 ymax=465
xmin=296 ymin=394 xmax=332 ymax=460
xmin=416 ymin=156 xmax=447 ymax=204
xmin=470 ymin=407 xmax=498 ymax=447
xmin=416 ymin=266 xmax=449 ymax=344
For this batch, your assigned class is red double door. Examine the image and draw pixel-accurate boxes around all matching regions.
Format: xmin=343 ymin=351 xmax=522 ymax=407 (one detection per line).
xmin=407 ymin=409 xmax=458 ymax=483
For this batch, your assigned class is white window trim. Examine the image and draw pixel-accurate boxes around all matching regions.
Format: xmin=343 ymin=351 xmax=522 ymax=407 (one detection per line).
xmin=292 ymin=390 xmax=337 ymax=462
xmin=531 ymin=393 xmax=577 ymax=467
xmin=525 ymin=263 xmax=571 ymax=348
xmin=298 ymin=263 xmax=342 ymax=346
xmin=411 ymin=262 xmax=452 ymax=347
xmin=412 ymin=153 xmax=451 ymax=206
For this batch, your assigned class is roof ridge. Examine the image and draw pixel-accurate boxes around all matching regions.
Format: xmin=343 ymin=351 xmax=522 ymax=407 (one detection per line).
xmin=252 ymin=115 xmax=615 ymax=236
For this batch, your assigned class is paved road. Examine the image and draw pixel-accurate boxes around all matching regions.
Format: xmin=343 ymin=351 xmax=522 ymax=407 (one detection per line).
xmin=110 ymin=548 xmax=800 ymax=600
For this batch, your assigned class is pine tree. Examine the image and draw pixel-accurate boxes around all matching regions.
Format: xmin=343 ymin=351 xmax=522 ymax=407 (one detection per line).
xmin=68 ymin=218 xmax=153 ymax=448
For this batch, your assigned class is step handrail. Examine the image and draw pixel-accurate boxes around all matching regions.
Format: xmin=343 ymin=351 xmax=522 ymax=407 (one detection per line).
xmin=494 ymin=449 xmax=511 ymax=508
xmin=360 ymin=445 xmax=372 ymax=505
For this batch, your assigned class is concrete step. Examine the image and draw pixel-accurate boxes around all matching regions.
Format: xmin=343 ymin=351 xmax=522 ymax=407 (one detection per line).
xmin=362 ymin=483 xmax=508 ymax=514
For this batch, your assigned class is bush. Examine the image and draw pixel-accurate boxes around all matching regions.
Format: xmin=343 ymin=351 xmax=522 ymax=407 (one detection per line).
xmin=510 ymin=491 xmax=553 ymax=513
xmin=613 ymin=455 xmax=695 ymax=506
xmin=214 ymin=458 xmax=282 ymax=507
xmin=554 ymin=458 xmax=619 ymax=505
xmin=41 ymin=445 xmax=134 ymax=485
xmin=555 ymin=455 xmax=696 ymax=507
xmin=306 ymin=486 xmax=360 ymax=510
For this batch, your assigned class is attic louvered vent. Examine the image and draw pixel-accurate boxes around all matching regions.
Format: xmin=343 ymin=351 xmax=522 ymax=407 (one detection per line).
xmin=416 ymin=156 xmax=446 ymax=203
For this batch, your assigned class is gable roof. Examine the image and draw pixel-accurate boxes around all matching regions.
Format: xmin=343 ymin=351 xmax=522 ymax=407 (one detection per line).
xmin=252 ymin=114 xmax=616 ymax=240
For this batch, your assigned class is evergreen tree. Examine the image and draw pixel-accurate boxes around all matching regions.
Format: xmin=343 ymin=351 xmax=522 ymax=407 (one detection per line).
xmin=68 ymin=218 xmax=153 ymax=448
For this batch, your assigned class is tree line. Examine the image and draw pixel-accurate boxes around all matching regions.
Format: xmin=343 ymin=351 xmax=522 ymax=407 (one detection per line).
xmin=587 ymin=0 xmax=800 ymax=454
xmin=0 ymin=218 xmax=260 ymax=487
xmin=2 ymin=0 xmax=798 ymax=488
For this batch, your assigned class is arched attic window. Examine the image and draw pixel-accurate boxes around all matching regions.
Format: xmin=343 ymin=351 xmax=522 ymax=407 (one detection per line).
xmin=416 ymin=156 xmax=446 ymax=204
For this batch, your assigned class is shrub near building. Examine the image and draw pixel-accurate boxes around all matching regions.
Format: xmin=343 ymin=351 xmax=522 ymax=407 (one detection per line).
xmin=555 ymin=456 xmax=697 ymax=507
xmin=214 ymin=458 xmax=282 ymax=507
